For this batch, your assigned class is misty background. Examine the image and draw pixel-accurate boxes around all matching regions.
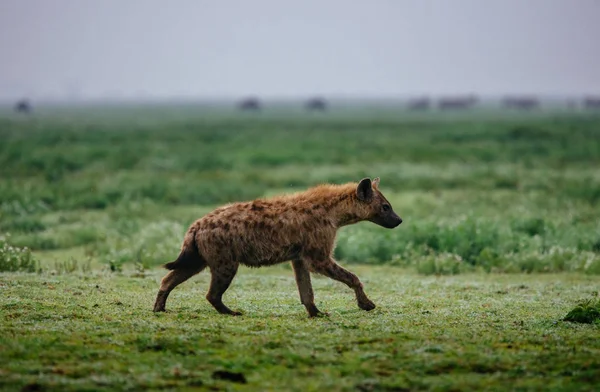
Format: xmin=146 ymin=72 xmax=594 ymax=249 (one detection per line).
xmin=1 ymin=0 xmax=599 ymax=102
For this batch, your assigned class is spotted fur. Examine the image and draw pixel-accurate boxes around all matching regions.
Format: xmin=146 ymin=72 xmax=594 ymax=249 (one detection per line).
xmin=153 ymin=177 xmax=402 ymax=317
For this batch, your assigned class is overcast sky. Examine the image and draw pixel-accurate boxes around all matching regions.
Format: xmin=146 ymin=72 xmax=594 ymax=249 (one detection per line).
xmin=1 ymin=0 xmax=599 ymax=100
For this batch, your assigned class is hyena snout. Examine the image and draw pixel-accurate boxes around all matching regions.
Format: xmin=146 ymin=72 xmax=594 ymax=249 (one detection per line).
xmin=383 ymin=213 xmax=402 ymax=229
xmin=370 ymin=212 xmax=403 ymax=229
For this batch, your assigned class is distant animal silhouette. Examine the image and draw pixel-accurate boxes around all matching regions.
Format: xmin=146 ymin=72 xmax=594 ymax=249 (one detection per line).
xmin=502 ymin=96 xmax=540 ymax=110
xmin=407 ymin=97 xmax=431 ymax=111
xmin=583 ymin=96 xmax=600 ymax=110
xmin=237 ymin=97 xmax=261 ymax=111
xmin=437 ymin=95 xmax=478 ymax=110
xmin=14 ymin=99 xmax=32 ymax=114
xmin=305 ymin=97 xmax=327 ymax=111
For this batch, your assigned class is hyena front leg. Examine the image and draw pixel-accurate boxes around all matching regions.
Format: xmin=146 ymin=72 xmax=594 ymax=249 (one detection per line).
xmin=206 ymin=262 xmax=242 ymax=316
xmin=307 ymin=258 xmax=376 ymax=311
xmin=291 ymin=259 xmax=326 ymax=317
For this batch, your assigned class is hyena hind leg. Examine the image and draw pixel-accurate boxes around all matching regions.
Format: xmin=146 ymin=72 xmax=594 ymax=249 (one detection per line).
xmin=153 ymin=266 xmax=204 ymax=312
xmin=206 ymin=263 xmax=242 ymax=316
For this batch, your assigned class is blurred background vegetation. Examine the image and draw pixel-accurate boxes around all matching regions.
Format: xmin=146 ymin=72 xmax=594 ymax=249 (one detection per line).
xmin=1 ymin=106 xmax=599 ymax=275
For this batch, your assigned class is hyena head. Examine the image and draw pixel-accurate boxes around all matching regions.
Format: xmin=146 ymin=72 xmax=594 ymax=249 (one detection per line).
xmin=356 ymin=177 xmax=403 ymax=229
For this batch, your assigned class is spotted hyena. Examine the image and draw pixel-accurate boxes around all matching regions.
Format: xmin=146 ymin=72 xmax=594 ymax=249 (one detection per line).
xmin=153 ymin=177 xmax=402 ymax=317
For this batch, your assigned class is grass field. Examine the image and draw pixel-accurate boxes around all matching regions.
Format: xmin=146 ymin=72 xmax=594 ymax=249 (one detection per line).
xmin=2 ymin=267 xmax=599 ymax=391
xmin=1 ymin=106 xmax=600 ymax=390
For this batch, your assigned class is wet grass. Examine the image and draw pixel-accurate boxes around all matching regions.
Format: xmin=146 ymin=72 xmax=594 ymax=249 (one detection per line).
xmin=1 ymin=266 xmax=599 ymax=391
xmin=1 ymin=107 xmax=600 ymax=390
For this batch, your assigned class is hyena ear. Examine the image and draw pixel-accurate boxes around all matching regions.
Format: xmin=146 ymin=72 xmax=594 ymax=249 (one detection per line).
xmin=357 ymin=178 xmax=373 ymax=202
xmin=372 ymin=177 xmax=380 ymax=189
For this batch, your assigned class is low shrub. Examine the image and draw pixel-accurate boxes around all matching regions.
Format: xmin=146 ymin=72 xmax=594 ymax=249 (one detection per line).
xmin=0 ymin=234 xmax=38 ymax=272
xmin=563 ymin=299 xmax=600 ymax=324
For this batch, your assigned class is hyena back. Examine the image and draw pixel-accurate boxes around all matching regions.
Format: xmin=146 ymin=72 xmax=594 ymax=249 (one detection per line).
xmin=153 ymin=177 xmax=402 ymax=317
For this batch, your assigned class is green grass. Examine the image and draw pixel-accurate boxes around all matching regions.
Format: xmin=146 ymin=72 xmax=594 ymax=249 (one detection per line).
xmin=1 ymin=266 xmax=599 ymax=391
xmin=2 ymin=110 xmax=600 ymax=273
xmin=1 ymin=106 xmax=600 ymax=390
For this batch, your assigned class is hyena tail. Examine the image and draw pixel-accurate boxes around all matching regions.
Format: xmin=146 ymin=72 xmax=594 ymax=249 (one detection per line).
xmin=163 ymin=230 xmax=206 ymax=270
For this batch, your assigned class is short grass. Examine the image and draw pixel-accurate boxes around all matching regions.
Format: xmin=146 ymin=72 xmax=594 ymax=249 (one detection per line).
xmin=1 ymin=266 xmax=599 ymax=391
xmin=2 ymin=106 xmax=600 ymax=390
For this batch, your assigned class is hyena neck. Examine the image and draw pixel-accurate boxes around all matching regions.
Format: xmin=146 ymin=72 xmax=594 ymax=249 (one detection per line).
xmin=334 ymin=207 xmax=364 ymax=228
xmin=285 ymin=183 xmax=364 ymax=229
xmin=322 ymin=185 xmax=364 ymax=228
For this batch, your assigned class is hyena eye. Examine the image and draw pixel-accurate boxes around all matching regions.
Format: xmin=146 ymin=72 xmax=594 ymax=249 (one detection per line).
xmin=382 ymin=204 xmax=391 ymax=212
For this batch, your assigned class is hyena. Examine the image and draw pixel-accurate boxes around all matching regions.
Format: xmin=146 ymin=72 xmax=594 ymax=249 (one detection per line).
xmin=153 ymin=177 xmax=402 ymax=317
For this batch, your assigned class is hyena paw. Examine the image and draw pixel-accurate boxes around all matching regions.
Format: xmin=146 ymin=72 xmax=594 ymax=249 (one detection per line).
xmin=306 ymin=304 xmax=328 ymax=318
xmin=359 ymin=299 xmax=376 ymax=311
